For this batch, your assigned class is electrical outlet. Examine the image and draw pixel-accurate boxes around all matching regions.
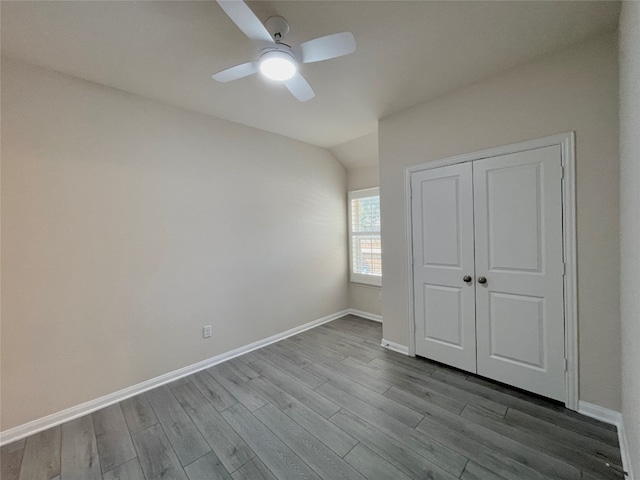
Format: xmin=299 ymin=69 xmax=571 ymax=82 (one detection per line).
xmin=203 ymin=325 xmax=212 ymax=338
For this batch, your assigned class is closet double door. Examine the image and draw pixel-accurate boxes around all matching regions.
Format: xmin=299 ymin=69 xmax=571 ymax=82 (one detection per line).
xmin=411 ymin=145 xmax=566 ymax=402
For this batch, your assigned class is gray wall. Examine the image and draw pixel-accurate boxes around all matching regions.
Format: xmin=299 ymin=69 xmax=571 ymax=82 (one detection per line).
xmin=1 ymin=59 xmax=349 ymax=430
xmin=379 ymin=34 xmax=621 ymax=410
xmin=619 ymin=3 xmax=640 ymax=476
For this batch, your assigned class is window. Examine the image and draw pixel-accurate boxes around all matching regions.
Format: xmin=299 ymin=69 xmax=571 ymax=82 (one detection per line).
xmin=348 ymin=188 xmax=381 ymax=286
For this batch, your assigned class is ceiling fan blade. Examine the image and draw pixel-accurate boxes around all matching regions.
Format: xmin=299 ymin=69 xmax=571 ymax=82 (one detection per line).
xmin=212 ymin=61 xmax=258 ymax=82
xmin=298 ymin=32 xmax=356 ymax=64
xmin=216 ymin=0 xmax=274 ymax=44
xmin=284 ymin=73 xmax=315 ymax=102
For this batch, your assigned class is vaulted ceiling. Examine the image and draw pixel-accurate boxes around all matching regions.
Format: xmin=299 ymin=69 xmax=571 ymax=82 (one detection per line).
xmin=1 ymin=0 xmax=620 ymax=165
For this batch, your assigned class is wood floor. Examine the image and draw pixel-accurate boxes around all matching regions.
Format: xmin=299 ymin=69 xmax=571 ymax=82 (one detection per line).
xmin=1 ymin=315 xmax=624 ymax=480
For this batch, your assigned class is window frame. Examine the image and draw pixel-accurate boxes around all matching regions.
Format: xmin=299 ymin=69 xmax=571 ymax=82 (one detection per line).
xmin=348 ymin=187 xmax=382 ymax=287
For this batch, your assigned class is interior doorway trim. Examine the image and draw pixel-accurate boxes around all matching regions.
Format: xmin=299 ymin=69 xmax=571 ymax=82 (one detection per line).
xmin=404 ymin=132 xmax=578 ymax=410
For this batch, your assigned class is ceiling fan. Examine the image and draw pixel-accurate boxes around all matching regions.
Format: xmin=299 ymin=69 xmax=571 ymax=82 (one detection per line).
xmin=212 ymin=0 xmax=356 ymax=102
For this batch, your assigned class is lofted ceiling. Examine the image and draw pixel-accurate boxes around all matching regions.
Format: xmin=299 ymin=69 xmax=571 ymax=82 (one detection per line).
xmin=1 ymin=0 xmax=619 ymax=165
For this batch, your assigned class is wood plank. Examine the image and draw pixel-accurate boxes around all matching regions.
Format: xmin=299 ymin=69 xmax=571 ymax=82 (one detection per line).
xmin=343 ymin=443 xmax=413 ymax=480
xmin=365 ymin=357 xmax=507 ymax=416
xmin=307 ymin=326 xmax=385 ymax=358
xmin=327 ymin=318 xmax=381 ymax=342
xmin=307 ymin=363 xmax=424 ymax=427
xmin=329 ymin=409 xmax=458 ymax=480
xmin=460 ymin=404 xmax=623 ymax=480
xmin=383 ymin=385 xmax=465 ymax=416
xmin=464 ymin=373 xmax=619 ymax=440
xmin=184 ymin=451 xmax=232 ymax=480
xmin=190 ymin=371 xmax=238 ymax=411
xmin=18 ymin=427 xmax=61 ymax=480
xmin=248 ymin=376 xmax=357 ymax=457
xmin=103 ymin=458 xmax=146 ymax=480
xmin=279 ymin=342 xmax=393 ymax=394
xmin=220 ymin=404 xmax=322 ymax=480
xmin=246 ymin=359 xmax=340 ymax=418
xmin=206 ymin=364 xmax=267 ymax=412
xmin=338 ymin=316 xmax=383 ymax=335
xmin=231 ymin=457 xmax=277 ymax=480
xmin=120 ymin=394 xmax=158 ymax=434
xmin=253 ymin=404 xmax=366 ymax=480
xmin=366 ymin=349 xmax=439 ymax=374
xmin=224 ymin=358 xmax=260 ymax=383
xmin=60 ymin=415 xmax=102 ymax=480
xmin=415 ymin=408 xmax=573 ymax=480
xmin=422 ymin=420 xmax=556 ymax=480
xmin=317 ymin=382 xmax=467 ymax=477
xmin=170 ymin=381 xmax=254 ymax=472
xmin=264 ymin=342 xmax=314 ymax=368
xmin=252 ymin=348 xmax=325 ymax=389
xmin=504 ymin=407 xmax=621 ymax=464
xmin=93 ymin=403 xmax=137 ymax=472
xmin=317 ymin=323 xmax=375 ymax=345
xmin=364 ymin=356 xmax=437 ymax=386
xmin=231 ymin=351 xmax=261 ymax=366
xmin=460 ymin=461 xmax=509 ymax=480
xmin=1 ymin=440 xmax=25 ymax=480
xmin=284 ymin=335 xmax=349 ymax=363
xmin=324 ymin=319 xmax=380 ymax=339
xmin=344 ymin=315 xmax=383 ymax=328
xmin=296 ymin=329 xmax=377 ymax=363
xmin=145 ymin=385 xmax=210 ymax=466
xmin=131 ymin=424 xmax=188 ymax=480
xmin=433 ymin=368 xmax=619 ymax=447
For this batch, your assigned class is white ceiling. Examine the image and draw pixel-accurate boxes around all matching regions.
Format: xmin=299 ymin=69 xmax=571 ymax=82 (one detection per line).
xmin=330 ymin=132 xmax=378 ymax=170
xmin=1 ymin=1 xmax=619 ymax=161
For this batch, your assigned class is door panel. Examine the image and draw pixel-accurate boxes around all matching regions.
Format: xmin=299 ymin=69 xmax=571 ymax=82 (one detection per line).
xmin=473 ymin=145 xmax=565 ymax=402
xmin=412 ymin=163 xmax=476 ymax=372
xmin=423 ymin=284 xmax=463 ymax=347
xmin=488 ymin=292 xmax=545 ymax=369
xmin=487 ymin=163 xmax=542 ymax=272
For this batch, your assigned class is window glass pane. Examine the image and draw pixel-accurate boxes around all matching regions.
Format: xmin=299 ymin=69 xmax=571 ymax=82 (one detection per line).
xmin=351 ymin=196 xmax=380 ymax=233
xmin=349 ymin=189 xmax=381 ymax=284
xmin=352 ymin=235 xmax=382 ymax=276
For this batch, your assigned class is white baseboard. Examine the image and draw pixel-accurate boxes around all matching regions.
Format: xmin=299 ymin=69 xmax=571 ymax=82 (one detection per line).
xmin=381 ymin=338 xmax=410 ymax=355
xmin=0 ymin=309 xmax=350 ymax=447
xmin=347 ymin=308 xmax=382 ymax=323
xmin=578 ymin=400 xmax=635 ymax=480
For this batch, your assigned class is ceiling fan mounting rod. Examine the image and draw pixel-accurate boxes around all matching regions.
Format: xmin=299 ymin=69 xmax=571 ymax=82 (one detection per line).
xmin=265 ymin=15 xmax=290 ymax=41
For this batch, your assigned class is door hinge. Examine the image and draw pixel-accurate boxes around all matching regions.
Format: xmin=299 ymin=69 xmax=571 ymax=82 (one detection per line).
xmin=562 ymin=262 xmax=566 ymax=276
xmin=561 ymin=166 xmax=565 ymax=179
xmin=564 ymin=358 xmax=568 ymax=372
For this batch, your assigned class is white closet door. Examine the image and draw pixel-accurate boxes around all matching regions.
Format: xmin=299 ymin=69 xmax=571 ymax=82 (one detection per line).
xmin=411 ymin=163 xmax=477 ymax=372
xmin=473 ymin=145 xmax=565 ymax=401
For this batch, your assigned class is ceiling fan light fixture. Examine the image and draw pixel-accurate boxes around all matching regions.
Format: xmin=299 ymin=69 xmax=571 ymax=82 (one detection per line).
xmin=259 ymin=50 xmax=297 ymax=81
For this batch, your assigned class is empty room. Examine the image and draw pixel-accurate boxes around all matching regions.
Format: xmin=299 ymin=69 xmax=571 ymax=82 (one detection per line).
xmin=1 ymin=1 xmax=638 ymax=479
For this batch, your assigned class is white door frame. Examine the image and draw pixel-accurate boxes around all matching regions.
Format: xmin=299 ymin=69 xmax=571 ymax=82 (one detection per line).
xmin=404 ymin=132 xmax=578 ymax=410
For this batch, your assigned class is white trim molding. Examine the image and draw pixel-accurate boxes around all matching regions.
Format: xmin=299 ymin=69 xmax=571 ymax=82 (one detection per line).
xmin=0 ymin=309 xmax=351 ymax=447
xmin=348 ymin=308 xmax=382 ymax=323
xmin=578 ymin=401 xmax=635 ymax=480
xmin=404 ymin=132 xmax=578 ymax=410
xmin=381 ymin=338 xmax=410 ymax=355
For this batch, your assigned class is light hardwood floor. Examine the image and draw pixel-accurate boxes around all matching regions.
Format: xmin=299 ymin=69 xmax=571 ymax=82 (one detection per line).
xmin=1 ymin=315 xmax=624 ymax=480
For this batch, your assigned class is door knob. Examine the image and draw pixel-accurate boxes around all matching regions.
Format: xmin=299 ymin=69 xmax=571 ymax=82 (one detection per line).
xmin=463 ymin=275 xmax=472 ymax=283
xmin=477 ymin=276 xmax=487 ymax=284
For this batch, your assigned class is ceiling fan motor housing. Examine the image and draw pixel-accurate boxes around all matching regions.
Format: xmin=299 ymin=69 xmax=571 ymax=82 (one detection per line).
xmin=259 ymin=47 xmax=297 ymax=81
